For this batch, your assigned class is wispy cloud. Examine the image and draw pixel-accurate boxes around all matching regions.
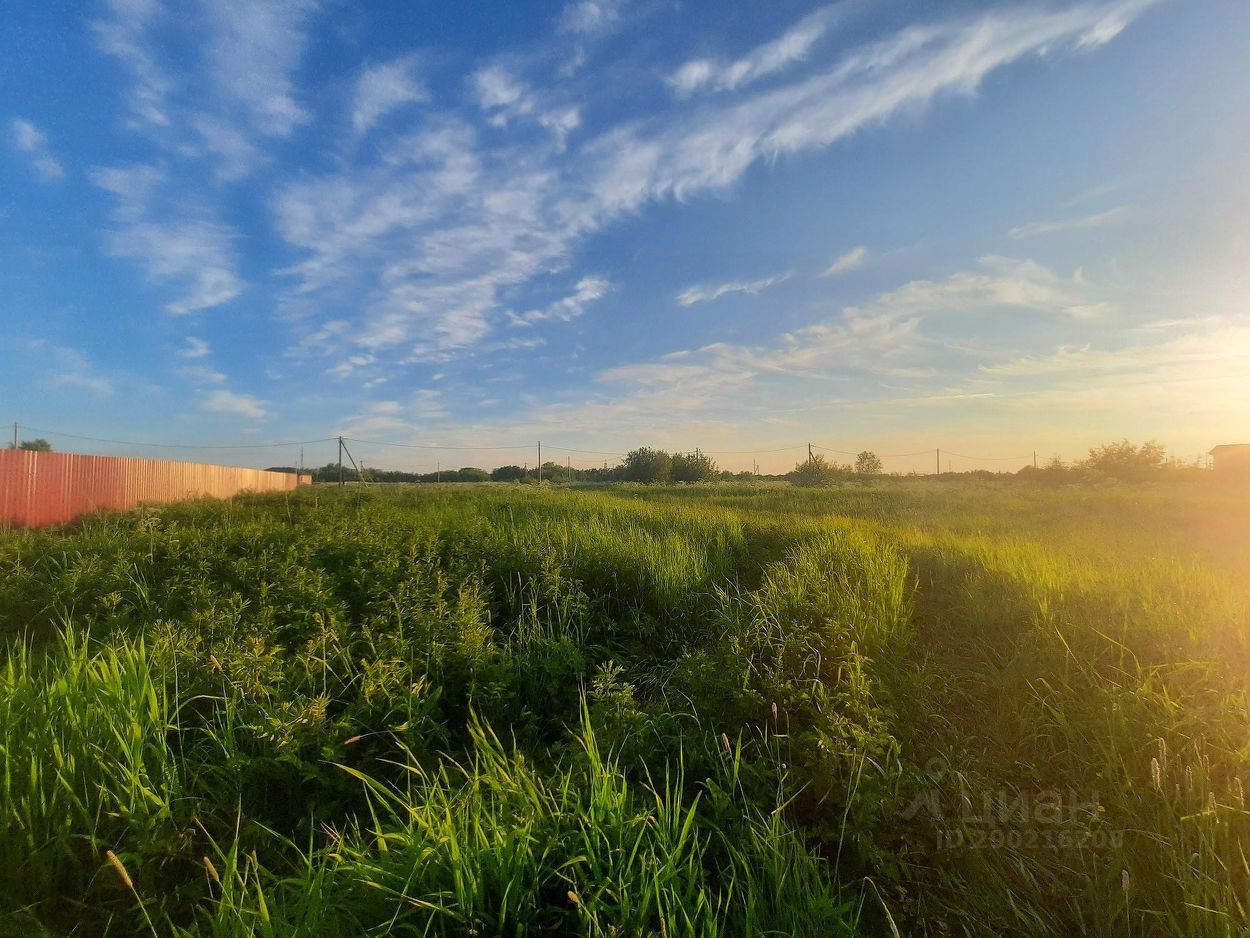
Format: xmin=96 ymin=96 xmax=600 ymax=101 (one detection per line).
xmin=559 ymin=0 xmax=628 ymax=35
xmin=91 ymin=164 xmax=244 ymax=314
xmin=203 ymin=389 xmax=268 ymax=419
xmin=513 ymin=276 xmax=611 ymax=325
xmin=267 ymin=0 xmax=1154 ymax=383
xmin=10 ymin=118 xmax=65 ymax=181
xmin=677 ymin=271 xmax=790 ymax=306
xmin=470 ymin=65 xmax=580 ymax=143
xmin=667 ymin=7 xmax=838 ymax=96
xmin=864 ymin=255 xmax=1111 ymax=319
xmin=21 ymin=341 xmax=116 ymax=397
xmin=93 ymin=0 xmax=170 ymax=128
xmin=201 ymin=0 xmax=318 ymax=138
xmin=821 ymin=245 xmax=867 ymax=277
xmin=1008 ymin=205 xmax=1127 ymax=239
xmin=352 ymin=56 xmax=427 ymax=135
xmin=179 ymin=365 xmax=227 ymax=384
xmin=178 ymin=337 xmax=212 ymax=359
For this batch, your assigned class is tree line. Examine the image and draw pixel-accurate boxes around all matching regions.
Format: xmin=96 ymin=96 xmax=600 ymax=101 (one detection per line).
xmin=294 ymin=447 xmax=890 ymax=485
xmin=283 ymin=440 xmax=1202 ymax=487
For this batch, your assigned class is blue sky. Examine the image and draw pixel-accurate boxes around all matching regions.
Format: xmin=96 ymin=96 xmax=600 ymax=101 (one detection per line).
xmin=3 ymin=0 xmax=1249 ymax=473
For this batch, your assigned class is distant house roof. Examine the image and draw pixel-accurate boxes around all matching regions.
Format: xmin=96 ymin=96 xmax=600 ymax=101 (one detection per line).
xmin=1209 ymin=443 xmax=1250 ymax=455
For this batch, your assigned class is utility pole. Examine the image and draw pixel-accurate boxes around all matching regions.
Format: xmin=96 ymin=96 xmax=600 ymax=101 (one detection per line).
xmin=12 ymin=423 xmax=17 ymax=450
xmin=338 ymin=436 xmax=344 ymax=487
xmin=567 ymin=455 xmax=571 ymax=483
xmin=936 ymin=448 xmax=940 ymax=476
xmin=537 ymin=441 xmax=542 ymax=482
xmin=1033 ymin=451 xmax=1037 ymax=469
xmin=437 ymin=460 xmax=440 ymax=483
xmin=807 ymin=442 xmax=813 ymax=462
xmin=300 ymin=447 xmax=304 ymax=474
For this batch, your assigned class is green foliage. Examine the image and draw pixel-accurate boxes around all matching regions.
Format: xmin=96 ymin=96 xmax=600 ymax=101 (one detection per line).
xmin=6 ymin=438 xmax=53 ymax=452
xmin=1082 ymin=438 xmax=1167 ymax=480
xmin=1 ymin=480 xmax=1249 ymax=935
xmin=623 ymin=446 xmax=673 ymax=483
xmin=789 ymin=452 xmax=847 ymax=486
xmin=854 ymin=450 xmax=882 ymax=475
xmin=671 ymin=450 xmax=719 ymax=482
xmin=489 ymin=464 xmax=527 ymax=481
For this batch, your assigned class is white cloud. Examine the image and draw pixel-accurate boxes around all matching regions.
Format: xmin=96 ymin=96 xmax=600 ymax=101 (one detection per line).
xmin=1008 ymin=206 xmax=1127 ymax=239
xmin=191 ymin=115 xmax=264 ymax=181
xmin=821 ymin=245 xmax=867 ymax=278
xmin=586 ymin=2 xmax=1159 ymax=213
xmin=471 ymin=65 xmax=580 ymax=144
xmin=10 ymin=118 xmax=65 ymax=181
xmin=202 ymin=0 xmax=318 ymax=137
xmin=178 ymin=365 xmax=227 ymax=384
xmin=26 ymin=341 xmax=116 ymax=397
xmin=667 ymin=7 xmax=837 ymax=96
xmin=864 ymin=256 xmax=1108 ymax=319
xmin=178 ymin=337 xmax=212 ymax=359
xmin=513 ymin=276 xmax=611 ymax=324
xmin=352 ymin=56 xmax=427 ymax=135
xmin=93 ymin=0 xmax=171 ymax=128
xmin=91 ymin=164 xmax=244 ymax=315
xmin=203 ymin=389 xmax=268 ymax=419
xmin=559 ymin=0 xmax=627 ymax=35
xmin=583 ymin=248 xmax=1120 ymax=431
xmin=677 ymin=271 xmax=790 ymax=306
xmin=270 ymin=0 xmax=1154 ymax=387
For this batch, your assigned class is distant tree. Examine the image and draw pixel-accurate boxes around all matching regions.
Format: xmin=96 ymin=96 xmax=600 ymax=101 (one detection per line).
xmin=312 ymin=462 xmax=360 ymax=483
xmin=671 ymin=450 xmax=718 ymax=482
xmin=1082 ymin=439 xmax=1166 ymax=481
xmin=491 ymin=465 xmax=527 ymax=482
xmin=1018 ymin=455 xmax=1070 ymax=484
xmin=789 ymin=453 xmax=844 ymax=487
xmin=854 ymin=451 xmax=883 ymax=475
xmin=454 ymin=467 xmax=491 ymax=482
xmin=9 ymin=438 xmax=53 ymax=452
xmin=623 ymin=447 xmax=672 ymax=484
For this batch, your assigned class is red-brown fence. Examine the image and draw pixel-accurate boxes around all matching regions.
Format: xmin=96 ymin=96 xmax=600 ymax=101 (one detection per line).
xmin=0 ymin=450 xmax=310 ymax=528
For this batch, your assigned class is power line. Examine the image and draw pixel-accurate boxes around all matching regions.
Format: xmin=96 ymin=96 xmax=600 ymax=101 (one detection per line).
xmin=542 ymin=444 xmax=626 ymax=457
xmin=701 ymin=444 xmax=807 ymax=455
xmin=942 ymin=450 xmax=1032 ymax=462
xmin=21 ymin=426 xmax=336 ymax=450
xmin=342 ymin=437 xmax=533 ymax=451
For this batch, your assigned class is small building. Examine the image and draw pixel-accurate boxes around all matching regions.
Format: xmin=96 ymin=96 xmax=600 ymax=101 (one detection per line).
xmin=1209 ymin=443 xmax=1250 ymax=476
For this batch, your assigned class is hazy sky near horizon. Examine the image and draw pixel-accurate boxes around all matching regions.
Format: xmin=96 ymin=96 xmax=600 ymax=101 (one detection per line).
xmin=3 ymin=0 xmax=1249 ymax=473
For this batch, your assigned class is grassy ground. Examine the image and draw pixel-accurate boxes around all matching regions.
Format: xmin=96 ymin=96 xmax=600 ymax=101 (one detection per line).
xmin=1 ymin=479 xmax=1248 ymax=936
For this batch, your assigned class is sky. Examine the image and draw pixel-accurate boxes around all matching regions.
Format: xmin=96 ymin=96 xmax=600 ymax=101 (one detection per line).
xmin=2 ymin=0 xmax=1249 ymax=474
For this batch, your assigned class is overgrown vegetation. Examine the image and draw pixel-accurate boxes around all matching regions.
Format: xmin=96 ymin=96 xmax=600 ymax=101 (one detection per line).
xmin=2 ymin=479 xmax=1248 ymax=935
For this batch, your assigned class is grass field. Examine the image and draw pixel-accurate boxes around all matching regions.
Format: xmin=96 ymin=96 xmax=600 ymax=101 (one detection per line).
xmin=2 ymin=480 xmax=1249 ymax=936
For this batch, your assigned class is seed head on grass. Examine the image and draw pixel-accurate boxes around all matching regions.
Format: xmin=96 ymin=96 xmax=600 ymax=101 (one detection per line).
xmin=106 ymin=850 xmax=133 ymax=890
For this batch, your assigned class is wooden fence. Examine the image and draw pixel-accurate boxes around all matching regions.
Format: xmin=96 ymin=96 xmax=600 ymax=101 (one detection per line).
xmin=0 ymin=449 xmax=309 ymax=528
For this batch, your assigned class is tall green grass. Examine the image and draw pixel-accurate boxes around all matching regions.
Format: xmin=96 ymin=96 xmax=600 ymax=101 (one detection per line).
xmin=1 ymin=480 xmax=1248 ymax=934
